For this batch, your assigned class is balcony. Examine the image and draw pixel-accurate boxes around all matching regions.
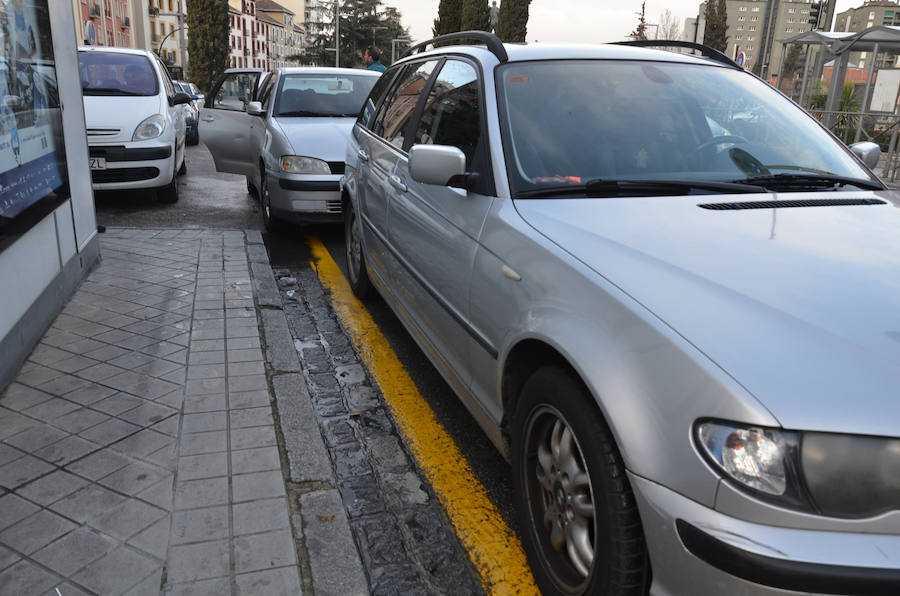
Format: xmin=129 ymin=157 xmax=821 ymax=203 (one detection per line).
xmin=243 ymin=47 xmax=250 ymax=56
xmin=89 ymin=3 xmax=101 ymax=17
xmin=122 ymin=16 xmax=130 ymax=28
xmin=149 ymin=6 xmax=159 ymax=16
xmin=151 ymin=34 xmax=161 ymax=43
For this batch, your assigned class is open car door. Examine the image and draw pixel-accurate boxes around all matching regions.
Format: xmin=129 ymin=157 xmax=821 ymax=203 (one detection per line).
xmin=200 ymin=69 xmax=267 ymax=176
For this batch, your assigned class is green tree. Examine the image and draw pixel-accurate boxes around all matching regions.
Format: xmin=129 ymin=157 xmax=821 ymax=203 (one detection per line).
xmin=185 ymin=0 xmax=229 ymax=93
xmin=302 ymin=0 xmax=410 ymax=67
xmin=461 ymin=0 xmax=491 ymax=32
xmin=495 ymin=0 xmax=531 ymax=42
xmin=630 ymin=2 xmax=648 ymax=41
xmin=703 ymin=0 xmax=728 ymax=52
xmin=433 ymin=0 xmax=462 ymax=36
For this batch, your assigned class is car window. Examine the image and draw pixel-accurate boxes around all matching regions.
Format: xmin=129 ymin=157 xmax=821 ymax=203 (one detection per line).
xmin=156 ymin=58 xmax=175 ymax=96
xmin=77 ymin=51 xmax=158 ymax=96
xmin=260 ymin=74 xmax=277 ymax=110
xmin=274 ymin=73 xmax=378 ymax=117
xmin=359 ymin=68 xmax=396 ymax=129
xmin=376 ymin=60 xmax=439 ymax=152
xmin=213 ymin=72 xmax=258 ymax=111
xmin=413 ymin=59 xmax=481 ymax=166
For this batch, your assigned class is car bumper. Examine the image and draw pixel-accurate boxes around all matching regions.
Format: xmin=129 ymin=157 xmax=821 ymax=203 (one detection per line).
xmin=89 ymin=142 xmax=174 ymax=191
xmin=266 ymin=170 xmax=342 ymax=221
xmin=631 ymin=473 xmax=900 ymax=595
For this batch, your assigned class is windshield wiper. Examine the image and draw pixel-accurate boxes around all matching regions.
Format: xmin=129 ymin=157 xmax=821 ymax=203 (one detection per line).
xmin=515 ymin=178 xmax=767 ymax=199
xmin=82 ymin=87 xmax=144 ymax=96
xmin=733 ymin=173 xmax=884 ymax=191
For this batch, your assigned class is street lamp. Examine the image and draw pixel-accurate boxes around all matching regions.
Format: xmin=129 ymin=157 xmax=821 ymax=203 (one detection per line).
xmin=156 ymin=26 xmax=187 ymax=69
xmin=391 ymin=37 xmax=410 ymax=63
xmin=371 ymin=26 xmax=387 ymax=45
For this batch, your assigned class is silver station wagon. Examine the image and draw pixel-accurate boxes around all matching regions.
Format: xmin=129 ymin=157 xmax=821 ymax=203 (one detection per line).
xmin=202 ymin=67 xmax=380 ymax=229
xmin=343 ymin=32 xmax=900 ymax=596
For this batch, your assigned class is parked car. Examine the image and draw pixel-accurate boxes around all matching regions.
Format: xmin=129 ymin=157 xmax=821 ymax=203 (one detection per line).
xmin=175 ymin=81 xmax=199 ymax=145
xmin=78 ymin=46 xmax=190 ymax=202
xmin=201 ymin=67 xmax=380 ymax=229
xmin=343 ymin=32 xmax=900 ymax=596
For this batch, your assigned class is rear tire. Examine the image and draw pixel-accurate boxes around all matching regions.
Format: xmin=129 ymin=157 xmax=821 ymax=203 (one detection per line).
xmin=344 ymin=201 xmax=372 ymax=299
xmin=259 ymin=168 xmax=283 ymax=232
xmin=511 ymin=366 xmax=650 ymax=596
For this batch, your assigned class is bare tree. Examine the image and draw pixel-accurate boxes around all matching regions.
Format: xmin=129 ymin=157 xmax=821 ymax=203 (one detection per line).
xmin=658 ymin=9 xmax=681 ymax=41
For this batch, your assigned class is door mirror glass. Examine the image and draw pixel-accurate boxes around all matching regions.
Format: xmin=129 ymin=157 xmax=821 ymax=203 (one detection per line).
xmin=247 ymin=101 xmax=264 ymax=116
xmin=849 ymin=141 xmax=880 ymax=170
xmin=409 ymin=145 xmax=466 ymax=187
xmin=171 ymin=92 xmax=191 ymax=106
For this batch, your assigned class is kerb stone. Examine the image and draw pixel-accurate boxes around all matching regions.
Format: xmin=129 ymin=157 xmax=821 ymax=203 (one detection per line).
xmin=272 ymin=374 xmax=332 ymax=484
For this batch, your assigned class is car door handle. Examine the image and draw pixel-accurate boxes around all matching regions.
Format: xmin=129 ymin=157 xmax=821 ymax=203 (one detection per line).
xmin=357 ymin=149 xmax=369 ymax=162
xmin=389 ymin=175 xmax=407 ymax=192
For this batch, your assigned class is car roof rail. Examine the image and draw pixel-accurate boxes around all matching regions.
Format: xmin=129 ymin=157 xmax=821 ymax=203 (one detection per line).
xmin=402 ymin=30 xmax=508 ymax=63
xmin=612 ymin=40 xmax=739 ymax=68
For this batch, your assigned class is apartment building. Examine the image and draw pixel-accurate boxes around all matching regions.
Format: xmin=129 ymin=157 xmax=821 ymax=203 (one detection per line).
xmin=257 ymin=0 xmax=304 ymax=69
xmin=72 ymin=0 xmax=135 ymax=48
xmin=228 ymin=0 xmax=269 ymax=69
xmin=149 ymin=0 xmax=188 ymax=73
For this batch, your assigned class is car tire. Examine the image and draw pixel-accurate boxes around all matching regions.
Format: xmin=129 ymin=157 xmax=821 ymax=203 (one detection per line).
xmin=511 ymin=366 xmax=650 ymax=596
xmin=157 ymin=170 xmax=179 ymax=203
xmin=177 ymin=157 xmax=187 ymax=176
xmin=344 ymin=202 xmax=372 ymax=299
xmin=246 ymin=176 xmax=256 ymax=197
xmin=259 ymin=167 xmax=282 ymax=232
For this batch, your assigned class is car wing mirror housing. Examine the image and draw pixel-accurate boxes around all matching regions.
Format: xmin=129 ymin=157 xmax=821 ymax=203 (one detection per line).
xmin=246 ymin=101 xmax=265 ymax=116
xmin=171 ymin=92 xmax=192 ymax=106
xmin=849 ymin=141 xmax=880 ymax=170
xmin=409 ymin=145 xmax=470 ymax=189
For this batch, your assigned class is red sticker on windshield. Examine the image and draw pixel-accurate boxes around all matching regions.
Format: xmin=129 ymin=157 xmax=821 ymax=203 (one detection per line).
xmin=508 ymin=75 xmax=531 ymax=83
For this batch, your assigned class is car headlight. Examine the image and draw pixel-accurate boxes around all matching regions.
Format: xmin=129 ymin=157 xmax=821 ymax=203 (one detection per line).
xmin=133 ymin=114 xmax=166 ymax=141
xmin=281 ymin=155 xmax=331 ymax=175
xmin=696 ymin=420 xmax=900 ymax=518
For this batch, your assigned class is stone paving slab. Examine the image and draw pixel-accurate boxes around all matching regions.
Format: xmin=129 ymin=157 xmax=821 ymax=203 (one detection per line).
xmin=0 ymin=230 xmax=303 ymax=596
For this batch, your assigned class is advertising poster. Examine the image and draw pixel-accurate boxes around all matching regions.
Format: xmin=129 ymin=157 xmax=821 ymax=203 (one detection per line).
xmin=0 ymin=0 xmax=66 ymax=225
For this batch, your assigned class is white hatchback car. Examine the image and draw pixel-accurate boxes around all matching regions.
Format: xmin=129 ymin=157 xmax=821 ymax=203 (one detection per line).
xmin=78 ymin=46 xmax=190 ymax=203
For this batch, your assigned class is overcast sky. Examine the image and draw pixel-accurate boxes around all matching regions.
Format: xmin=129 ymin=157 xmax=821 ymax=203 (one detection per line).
xmin=381 ymin=0 xmax=861 ymax=45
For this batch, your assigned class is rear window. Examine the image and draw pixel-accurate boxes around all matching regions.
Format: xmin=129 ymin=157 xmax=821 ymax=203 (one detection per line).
xmin=78 ymin=51 xmax=158 ymax=96
xmin=275 ymin=74 xmax=378 ymax=117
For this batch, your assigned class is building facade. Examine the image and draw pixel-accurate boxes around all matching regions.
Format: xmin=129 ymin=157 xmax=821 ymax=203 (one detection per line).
xmin=697 ymin=0 xmax=817 ymax=77
xmin=835 ymin=1 xmax=900 ymax=70
xmin=149 ymin=0 xmax=188 ymax=76
xmin=228 ymin=0 xmax=269 ymax=69
xmin=72 ymin=0 xmax=135 ymax=48
xmin=258 ymin=0 xmax=304 ymax=69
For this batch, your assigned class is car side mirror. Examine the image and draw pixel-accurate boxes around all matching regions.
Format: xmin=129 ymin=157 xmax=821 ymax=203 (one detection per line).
xmin=171 ymin=92 xmax=191 ymax=106
xmin=246 ymin=101 xmax=264 ymax=116
xmin=849 ymin=141 xmax=880 ymax=170
xmin=191 ymin=94 xmax=204 ymax=101
xmin=408 ymin=145 xmax=467 ymax=188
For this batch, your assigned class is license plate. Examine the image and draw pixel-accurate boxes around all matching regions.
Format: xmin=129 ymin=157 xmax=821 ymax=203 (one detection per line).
xmin=89 ymin=157 xmax=106 ymax=170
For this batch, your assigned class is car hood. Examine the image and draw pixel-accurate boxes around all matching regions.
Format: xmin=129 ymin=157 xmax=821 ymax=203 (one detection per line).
xmin=274 ymin=117 xmax=355 ymax=163
xmin=514 ymin=191 xmax=900 ymax=436
xmin=83 ymin=95 xmax=165 ymax=144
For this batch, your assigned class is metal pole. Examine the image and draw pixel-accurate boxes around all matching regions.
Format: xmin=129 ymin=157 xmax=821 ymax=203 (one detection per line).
xmin=855 ymin=42 xmax=878 ymax=143
xmin=336 ymin=6 xmax=340 ymax=68
xmin=177 ymin=0 xmax=187 ymax=78
xmin=798 ymin=45 xmax=812 ymax=104
xmin=774 ymin=43 xmax=789 ymax=91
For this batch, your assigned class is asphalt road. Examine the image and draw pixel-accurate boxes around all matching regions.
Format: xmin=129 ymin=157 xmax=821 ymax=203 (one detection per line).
xmin=95 ymin=141 xmax=519 ymax=529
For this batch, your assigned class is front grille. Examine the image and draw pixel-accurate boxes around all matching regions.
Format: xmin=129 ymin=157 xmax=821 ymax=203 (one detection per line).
xmin=87 ymin=128 xmax=120 ymax=137
xmin=699 ymin=198 xmax=886 ymax=210
xmin=328 ymin=162 xmax=345 ymax=175
xmin=92 ymin=167 xmax=160 ymax=183
xmin=326 ymin=199 xmax=342 ymax=213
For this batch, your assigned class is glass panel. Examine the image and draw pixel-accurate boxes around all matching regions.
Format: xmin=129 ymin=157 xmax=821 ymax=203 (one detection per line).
xmin=275 ymin=73 xmax=377 ymax=117
xmin=213 ymin=72 xmax=256 ymax=111
xmin=413 ymin=60 xmax=481 ymax=166
xmin=0 ymin=0 xmax=69 ymax=233
xmin=78 ymin=51 xmax=159 ymax=96
xmin=377 ymin=60 xmax=438 ymax=151
xmin=359 ymin=68 xmax=394 ymax=129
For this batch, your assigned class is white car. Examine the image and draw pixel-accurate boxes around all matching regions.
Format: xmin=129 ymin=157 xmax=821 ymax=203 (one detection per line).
xmin=78 ymin=46 xmax=190 ymax=203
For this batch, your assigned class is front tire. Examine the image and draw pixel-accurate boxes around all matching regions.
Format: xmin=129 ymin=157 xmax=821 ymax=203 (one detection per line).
xmin=511 ymin=366 xmax=650 ymax=596
xmin=259 ymin=167 xmax=282 ymax=232
xmin=157 ymin=168 xmax=179 ymax=204
xmin=344 ymin=201 xmax=371 ymax=299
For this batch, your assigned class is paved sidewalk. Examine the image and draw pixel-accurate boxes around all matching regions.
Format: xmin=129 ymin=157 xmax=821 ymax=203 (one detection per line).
xmin=0 ymin=229 xmax=350 ymax=595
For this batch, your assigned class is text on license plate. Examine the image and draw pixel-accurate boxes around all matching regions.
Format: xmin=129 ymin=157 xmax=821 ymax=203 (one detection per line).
xmin=89 ymin=157 xmax=106 ymax=170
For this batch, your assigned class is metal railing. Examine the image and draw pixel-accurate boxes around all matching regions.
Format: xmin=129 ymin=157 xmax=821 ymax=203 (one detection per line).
xmin=807 ymin=109 xmax=900 ymax=182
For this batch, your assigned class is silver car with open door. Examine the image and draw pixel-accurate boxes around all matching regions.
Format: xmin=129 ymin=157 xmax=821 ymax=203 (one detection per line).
xmin=202 ymin=67 xmax=380 ymax=230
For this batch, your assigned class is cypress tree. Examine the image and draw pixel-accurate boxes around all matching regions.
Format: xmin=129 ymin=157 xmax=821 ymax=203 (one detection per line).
xmin=703 ymin=0 xmax=728 ymax=52
xmin=433 ymin=0 xmax=463 ymax=36
xmin=461 ymin=0 xmax=492 ymax=32
xmin=495 ymin=0 xmax=531 ymax=42
xmin=185 ymin=0 xmax=230 ymax=93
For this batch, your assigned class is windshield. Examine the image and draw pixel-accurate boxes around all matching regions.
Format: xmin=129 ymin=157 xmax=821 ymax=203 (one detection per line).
xmin=497 ymin=60 xmax=877 ymax=195
xmin=78 ymin=51 xmax=158 ymax=96
xmin=274 ymin=73 xmax=377 ymax=117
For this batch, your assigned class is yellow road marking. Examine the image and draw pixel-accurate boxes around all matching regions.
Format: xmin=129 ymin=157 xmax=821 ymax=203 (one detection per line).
xmin=308 ymin=236 xmax=538 ymax=595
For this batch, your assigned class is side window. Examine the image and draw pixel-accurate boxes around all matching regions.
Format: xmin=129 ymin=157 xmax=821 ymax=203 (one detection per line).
xmin=359 ymin=68 xmax=396 ymax=129
xmin=413 ymin=60 xmax=481 ymax=166
xmin=376 ymin=60 xmax=439 ymax=151
xmin=156 ymin=58 xmax=175 ymax=96
xmin=260 ymin=74 xmax=277 ymax=110
xmin=212 ymin=72 xmax=259 ymax=111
